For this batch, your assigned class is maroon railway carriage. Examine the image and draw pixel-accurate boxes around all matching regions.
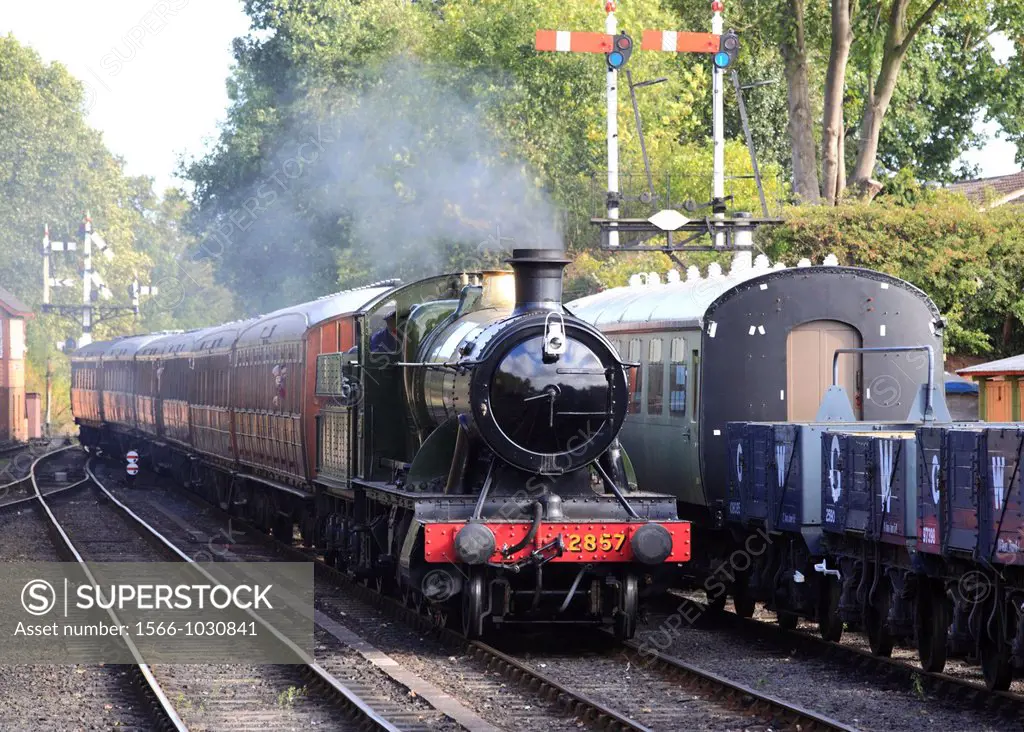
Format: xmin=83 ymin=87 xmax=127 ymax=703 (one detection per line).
xmin=72 ymin=283 xmax=393 ymax=537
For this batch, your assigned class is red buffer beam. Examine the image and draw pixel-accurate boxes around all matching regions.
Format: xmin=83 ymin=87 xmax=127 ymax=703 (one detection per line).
xmin=535 ymin=30 xmax=613 ymax=53
xmin=641 ymin=30 xmax=719 ymax=53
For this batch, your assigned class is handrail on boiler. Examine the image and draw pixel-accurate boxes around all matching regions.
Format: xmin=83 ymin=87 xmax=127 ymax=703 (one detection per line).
xmin=831 ymin=345 xmax=934 ymax=419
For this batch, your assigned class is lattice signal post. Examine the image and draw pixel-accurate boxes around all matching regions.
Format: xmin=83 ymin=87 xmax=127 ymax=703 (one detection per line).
xmin=41 ymin=214 xmax=157 ymax=348
xmin=536 ymin=1 xmax=634 ymax=248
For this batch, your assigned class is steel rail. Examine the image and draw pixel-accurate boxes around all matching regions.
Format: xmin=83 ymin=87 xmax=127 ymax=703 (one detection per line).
xmin=27 ymin=446 xmax=187 ymax=732
xmin=0 ymin=445 xmax=90 ymax=510
xmin=0 ymin=439 xmax=68 ymax=496
xmin=618 ymin=640 xmax=858 ymax=732
xmin=84 ymin=458 xmax=401 ymax=732
xmin=659 ymin=595 xmax=1024 ymax=721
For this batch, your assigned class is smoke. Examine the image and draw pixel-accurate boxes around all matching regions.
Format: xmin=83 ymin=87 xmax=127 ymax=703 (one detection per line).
xmin=200 ymin=56 xmax=563 ymax=311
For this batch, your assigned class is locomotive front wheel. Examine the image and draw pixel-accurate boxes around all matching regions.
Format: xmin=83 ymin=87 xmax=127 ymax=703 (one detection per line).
xmin=819 ymin=580 xmax=843 ymax=643
xmin=614 ymin=574 xmax=639 ymax=641
xmin=461 ymin=572 xmax=486 ymax=639
xmin=980 ymin=628 xmax=1013 ymax=691
xmin=915 ymin=584 xmax=948 ymax=673
xmin=866 ymin=586 xmax=895 ymax=657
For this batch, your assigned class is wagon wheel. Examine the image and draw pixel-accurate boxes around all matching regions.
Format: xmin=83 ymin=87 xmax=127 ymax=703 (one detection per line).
xmin=915 ymin=583 xmax=948 ymax=673
xmin=866 ymin=584 xmax=895 ymax=657
xmin=705 ymin=590 xmax=727 ymax=614
xmin=979 ymin=621 xmax=1013 ymax=691
xmin=819 ymin=579 xmax=843 ymax=643
xmin=777 ymin=610 xmax=799 ymax=631
xmin=732 ymin=580 xmax=755 ymax=619
xmin=614 ymin=574 xmax=639 ymax=641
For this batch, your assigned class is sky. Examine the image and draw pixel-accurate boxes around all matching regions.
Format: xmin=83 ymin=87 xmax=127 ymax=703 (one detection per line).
xmin=0 ymin=0 xmax=251 ymax=194
xmin=1 ymin=2 xmax=1020 ymax=194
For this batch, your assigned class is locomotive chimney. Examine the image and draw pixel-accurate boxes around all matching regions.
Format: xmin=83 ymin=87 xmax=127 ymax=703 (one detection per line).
xmin=508 ymin=248 xmax=571 ymax=316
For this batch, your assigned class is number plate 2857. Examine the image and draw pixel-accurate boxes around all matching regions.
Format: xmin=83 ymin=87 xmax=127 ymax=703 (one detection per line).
xmin=423 ymin=521 xmax=691 ymax=563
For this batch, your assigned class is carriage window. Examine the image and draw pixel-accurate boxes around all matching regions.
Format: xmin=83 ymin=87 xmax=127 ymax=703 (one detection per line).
xmin=647 ymin=338 xmax=664 ymax=415
xmin=670 ymin=338 xmax=687 ymax=416
xmin=628 ymin=338 xmax=643 ymax=414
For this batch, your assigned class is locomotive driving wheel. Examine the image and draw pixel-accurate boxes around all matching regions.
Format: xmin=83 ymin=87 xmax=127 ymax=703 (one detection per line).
xmin=461 ymin=570 xmax=486 ymax=639
xmin=614 ymin=573 xmax=639 ymax=641
xmin=401 ymin=582 xmax=424 ymax=614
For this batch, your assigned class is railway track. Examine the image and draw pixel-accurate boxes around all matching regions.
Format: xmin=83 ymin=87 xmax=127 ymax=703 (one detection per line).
xmin=0 ymin=446 xmax=411 ymax=731
xmin=90 ymin=459 xmax=582 ymax=731
xmin=649 ymin=594 xmax=1024 ymax=723
xmin=93 ymin=456 xmax=859 ymax=731
xmin=0 ymin=439 xmax=75 ymax=507
xmin=61 ymin=461 xmax=413 ymax=731
xmin=0 ymin=445 xmax=186 ymax=731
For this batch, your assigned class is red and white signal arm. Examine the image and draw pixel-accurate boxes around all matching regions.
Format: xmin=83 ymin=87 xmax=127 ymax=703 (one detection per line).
xmin=126 ymin=450 xmax=139 ymax=476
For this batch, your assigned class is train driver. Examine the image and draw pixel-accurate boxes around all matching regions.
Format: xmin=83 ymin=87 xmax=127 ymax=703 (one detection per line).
xmin=370 ymin=308 xmax=399 ymax=352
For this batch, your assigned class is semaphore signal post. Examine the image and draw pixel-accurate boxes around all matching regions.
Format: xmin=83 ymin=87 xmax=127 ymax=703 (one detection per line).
xmin=41 ymin=213 xmax=158 ymax=348
xmin=536 ymin=1 xmax=633 ymax=248
xmin=535 ymin=1 xmax=779 ymax=255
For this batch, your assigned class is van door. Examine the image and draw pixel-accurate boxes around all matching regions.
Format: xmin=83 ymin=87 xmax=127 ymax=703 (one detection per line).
xmin=786 ymin=320 xmax=862 ymax=420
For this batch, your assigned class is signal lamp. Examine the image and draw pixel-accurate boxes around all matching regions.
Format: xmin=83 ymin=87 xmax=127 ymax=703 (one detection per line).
xmin=606 ymin=32 xmax=633 ymax=70
xmin=714 ymin=29 xmax=739 ymax=68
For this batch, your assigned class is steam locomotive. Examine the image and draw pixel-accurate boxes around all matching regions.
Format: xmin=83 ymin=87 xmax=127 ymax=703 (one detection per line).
xmin=570 ymin=254 xmax=1024 ymax=690
xmin=71 ymin=248 xmax=690 ymax=638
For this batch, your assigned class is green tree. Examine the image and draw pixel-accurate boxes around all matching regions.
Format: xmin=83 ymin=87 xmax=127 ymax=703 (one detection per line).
xmin=758 ymin=194 xmax=1024 ymax=355
xmin=0 ymin=35 xmax=234 ymax=429
xmin=186 ymin=0 xmax=783 ymax=313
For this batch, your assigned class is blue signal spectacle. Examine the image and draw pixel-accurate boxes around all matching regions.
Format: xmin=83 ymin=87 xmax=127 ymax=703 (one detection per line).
xmin=713 ymin=51 xmax=731 ymax=69
xmin=608 ymin=51 xmax=625 ymax=68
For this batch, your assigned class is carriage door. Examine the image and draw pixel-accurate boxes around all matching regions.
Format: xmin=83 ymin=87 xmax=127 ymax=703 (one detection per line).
xmin=786 ymin=320 xmax=862 ymax=420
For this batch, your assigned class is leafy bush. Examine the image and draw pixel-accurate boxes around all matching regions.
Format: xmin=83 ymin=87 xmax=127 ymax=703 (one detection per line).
xmin=757 ymin=194 xmax=1024 ymax=356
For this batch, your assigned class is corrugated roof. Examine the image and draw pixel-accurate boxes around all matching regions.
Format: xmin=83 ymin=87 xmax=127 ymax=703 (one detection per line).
xmin=957 ymin=353 xmax=1024 ymax=377
xmin=235 ymin=284 xmax=397 ymax=348
xmin=567 ymin=259 xmax=781 ymax=330
xmin=948 ymin=170 xmax=1024 ymax=207
xmin=105 ymin=334 xmax=168 ymax=360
